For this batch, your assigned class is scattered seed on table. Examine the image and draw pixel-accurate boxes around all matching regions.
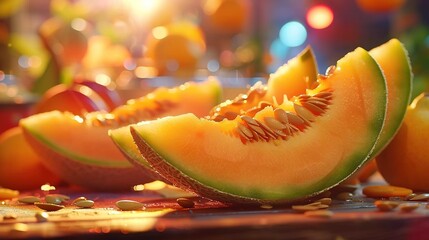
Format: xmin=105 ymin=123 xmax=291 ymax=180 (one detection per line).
xmin=304 ymin=209 xmax=333 ymax=218
xmin=35 ymin=212 xmax=49 ymax=222
xmin=374 ymin=200 xmax=399 ymax=212
xmin=176 ymin=198 xmax=195 ymax=208
xmin=74 ymin=199 xmax=94 ymax=208
xmin=316 ymin=197 xmax=332 ymax=205
xmin=115 ymin=200 xmax=143 ymax=211
xmin=362 ymin=185 xmax=413 ymax=198
xmin=409 ymin=193 xmax=429 ymax=201
xmin=45 ymin=195 xmax=62 ymax=205
xmin=18 ymin=196 xmax=41 ymax=204
xmin=398 ymin=203 xmax=420 ymax=213
xmin=34 ymin=202 xmax=64 ymax=211
xmin=292 ymin=204 xmax=328 ymax=212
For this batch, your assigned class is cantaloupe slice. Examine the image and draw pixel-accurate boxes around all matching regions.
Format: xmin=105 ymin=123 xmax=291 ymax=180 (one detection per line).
xmin=130 ymin=48 xmax=387 ymax=204
xmin=111 ymin=47 xmax=318 ymax=174
xmin=369 ymin=38 xmax=412 ymax=157
xmin=20 ymin=78 xmax=221 ymax=191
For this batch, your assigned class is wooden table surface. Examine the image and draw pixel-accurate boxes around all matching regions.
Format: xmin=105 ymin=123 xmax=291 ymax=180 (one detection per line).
xmin=1 ymin=181 xmax=429 ymax=240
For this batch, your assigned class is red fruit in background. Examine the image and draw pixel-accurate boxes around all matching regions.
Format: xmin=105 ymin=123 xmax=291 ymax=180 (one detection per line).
xmin=74 ymin=79 xmax=123 ymax=110
xmin=34 ymin=83 xmax=109 ymax=115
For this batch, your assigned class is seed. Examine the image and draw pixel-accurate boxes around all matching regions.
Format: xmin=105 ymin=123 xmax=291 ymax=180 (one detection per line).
xmin=398 ymin=203 xmax=420 ymax=213
xmin=237 ymin=123 xmax=253 ymax=139
xmin=18 ymin=196 xmax=41 ymax=204
xmin=273 ymin=108 xmax=289 ymax=124
xmin=45 ymin=195 xmax=63 ymax=205
xmin=115 ymin=200 xmax=144 ymax=211
xmin=362 ymin=185 xmax=413 ymax=198
xmin=325 ymin=65 xmax=336 ymax=75
xmin=241 ymin=115 xmax=259 ymax=126
xmin=301 ymin=101 xmax=325 ymax=115
xmin=260 ymin=204 xmax=273 ymax=209
xmin=286 ymin=112 xmax=306 ymax=127
xmin=264 ymin=117 xmax=286 ymax=130
xmin=257 ymin=121 xmax=278 ymax=139
xmin=176 ymin=198 xmax=195 ymax=208
xmin=409 ymin=193 xmax=429 ymax=201
xmin=34 ymin=202 xmax=64 ymax=211
xmin=292 ymin=205 xmax=321 ymax=212
xmin=335 ymin=192 xmax=353 ymax=201
xmin=314 ymin=91 xmax=333 ymax=99
xmin=374 ymin=200 xmax=399 ymax=212
xmin=247 ymin=123 xmax=266 ymax=137
xmin=35 ymin=212 xmax=49 ymax=222
xmin=316 ymin=197 xmax=332 ymax=206
xmin=74 ymin=199 xmax=94 ymax=208
xmin=294 ymin=103 xmax=315 ymax=122
xmin=304 ymin=209 xmax=333 ymax=218
xmin=72 ymin=197 xmax=87 ymax=205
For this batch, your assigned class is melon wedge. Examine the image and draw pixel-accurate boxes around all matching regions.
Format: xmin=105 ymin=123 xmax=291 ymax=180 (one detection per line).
xmin=369 ymin=38 xmax=412 ymax=157
xmin=130 ymin=48 xmax=387 ymax=204
xmin=20 ymin=78 xmax=221 ymax=191
xmin=111 ymin=47 xmax=318 ymax=174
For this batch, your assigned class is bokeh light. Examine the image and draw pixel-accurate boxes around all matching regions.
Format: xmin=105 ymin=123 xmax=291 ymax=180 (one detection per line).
xmin=306 ymin=5 xmax=334 ymax=29
xmin=279 ymin=21 xmax=307 ymax=47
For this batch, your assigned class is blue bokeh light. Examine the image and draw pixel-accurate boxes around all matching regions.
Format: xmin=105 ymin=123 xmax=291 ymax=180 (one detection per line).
xmin=279 ymin=21 xmax=307 ymax=47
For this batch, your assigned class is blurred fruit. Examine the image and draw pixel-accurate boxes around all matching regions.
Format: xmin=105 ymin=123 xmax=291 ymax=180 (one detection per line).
xmin=0 ymin=0 xmax=24 ymax=18
xmin=38 ymin=17 xmax=88 ymax=68
xmin=34 ymin=83 xmax=109 ymax=115
xmin=145 ymin=22 xmax=206 ymax=75
xmin=82 ymin=35 xmax=131 ymax=70
xmin=377 ymin=93 xmax=429 ymax=191
xmin=356 ymin=0 xmax=405 ymax=13
xmin=203 ymin=0 xmax=249 ymax=35
xmin=0 ymin=127 xmax=61 ymax=191
xmin=74 ymin=79 xmax=123 ymax=110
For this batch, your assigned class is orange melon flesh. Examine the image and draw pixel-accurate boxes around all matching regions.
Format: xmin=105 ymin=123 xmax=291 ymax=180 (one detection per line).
xmin=112 ymin=47 xmax=317 ymax=170
xmin=20 ymin=78 xmax=221 ymax=191
xmin=131 ymin=47 xmax=387 ymax=203
xmin=266 ymin=45 xmax=318 ymax=100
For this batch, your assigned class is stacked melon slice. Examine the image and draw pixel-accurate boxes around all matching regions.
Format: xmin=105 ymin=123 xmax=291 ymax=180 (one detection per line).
xmin=112 ymin=39 xmax=412 ymax=204
xmin=20 ymin=78 xmax=222 ymax=191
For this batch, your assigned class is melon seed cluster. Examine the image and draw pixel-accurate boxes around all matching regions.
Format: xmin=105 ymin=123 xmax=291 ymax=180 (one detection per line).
xmin=236 ymin=90 xmax=333 ymax=144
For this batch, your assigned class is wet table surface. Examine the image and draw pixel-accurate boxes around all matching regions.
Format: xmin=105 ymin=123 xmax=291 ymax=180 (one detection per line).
xmin=1 ymin=182 xmax=429 ymax=240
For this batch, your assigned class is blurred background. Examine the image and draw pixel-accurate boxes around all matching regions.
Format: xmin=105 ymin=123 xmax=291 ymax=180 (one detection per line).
xmin=0 ymin=0 xmax=428 ymax=100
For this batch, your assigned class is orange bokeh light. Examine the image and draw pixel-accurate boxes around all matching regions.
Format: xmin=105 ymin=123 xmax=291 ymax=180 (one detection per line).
xmin=306 ymin=5 xmax=334 ymax=29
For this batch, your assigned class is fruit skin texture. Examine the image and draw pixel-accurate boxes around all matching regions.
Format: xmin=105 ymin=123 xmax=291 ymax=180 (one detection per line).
xmin=377 ymin=93 xmax=429 ymax=191
xmin=130 ymin=47 xmax=387 ymax=204
xmin=0 ymin=127 xmax=61 ymax=190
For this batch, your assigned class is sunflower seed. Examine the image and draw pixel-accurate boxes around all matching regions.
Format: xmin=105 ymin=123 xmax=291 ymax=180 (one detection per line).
xmin=34 ymin=202 xmax=65 ymax=211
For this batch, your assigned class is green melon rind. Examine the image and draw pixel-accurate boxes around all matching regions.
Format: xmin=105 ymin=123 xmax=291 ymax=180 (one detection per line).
xmin=368 ymin=38 xmax=413 ymax=158
xmin=131 ymin=48 xmax=387 ymax=204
